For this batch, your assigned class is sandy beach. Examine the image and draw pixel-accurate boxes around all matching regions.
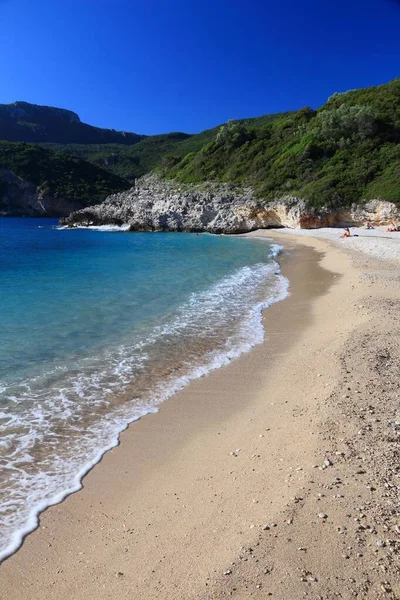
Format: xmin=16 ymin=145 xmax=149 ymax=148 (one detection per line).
xmin=1 ymin=229 xmax=399 ymax=600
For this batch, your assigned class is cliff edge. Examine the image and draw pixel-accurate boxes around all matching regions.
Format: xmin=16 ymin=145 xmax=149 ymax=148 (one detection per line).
xmin=59 ymin=175 xmax=399 ymax=232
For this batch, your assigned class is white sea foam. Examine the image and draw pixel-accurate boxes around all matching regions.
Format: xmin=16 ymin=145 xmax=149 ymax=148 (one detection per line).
xmin=56 ymin=224 xmax=130 ymax=232
xmin=0 ymin=247 xmax=288 ymax=563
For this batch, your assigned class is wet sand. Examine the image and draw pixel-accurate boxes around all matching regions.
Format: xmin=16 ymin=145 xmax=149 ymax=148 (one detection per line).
xmin=1 ymin=233 xmax=398 ymax=599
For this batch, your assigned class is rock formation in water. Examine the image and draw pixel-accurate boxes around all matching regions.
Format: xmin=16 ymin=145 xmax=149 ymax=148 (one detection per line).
xmin=59 ymin=175 xmax=400 ymax=231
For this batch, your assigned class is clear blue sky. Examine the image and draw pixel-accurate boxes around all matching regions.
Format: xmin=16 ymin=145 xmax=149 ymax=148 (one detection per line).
xmin=1 ymin=0 xmax=399 ymax=134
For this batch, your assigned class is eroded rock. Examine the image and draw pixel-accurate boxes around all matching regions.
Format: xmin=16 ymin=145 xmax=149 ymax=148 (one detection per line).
xmin=59 ymin=174 xmax=400 ymax=232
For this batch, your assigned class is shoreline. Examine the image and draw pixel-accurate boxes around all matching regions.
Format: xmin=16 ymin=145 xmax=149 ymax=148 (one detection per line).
xmin=1 ymin=232 xmax=399 ymax=599
xmin=0 ymin=237 xmax=287 ymax=564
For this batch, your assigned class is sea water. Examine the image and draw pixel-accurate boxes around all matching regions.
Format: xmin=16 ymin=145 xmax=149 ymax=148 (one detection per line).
xmin=0 ymin=218 xmax=288 ymax=561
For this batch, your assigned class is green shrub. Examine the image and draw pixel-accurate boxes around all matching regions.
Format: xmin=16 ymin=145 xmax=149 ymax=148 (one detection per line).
xmin=0 ymin=141 xmax=130 ymax=206
xmin=159 ymin=79 xmax=400 ymax=208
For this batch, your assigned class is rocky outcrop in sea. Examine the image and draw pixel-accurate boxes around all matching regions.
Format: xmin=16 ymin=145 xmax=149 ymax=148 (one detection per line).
xmin=59 ymin=175 xmax=399 ymax=232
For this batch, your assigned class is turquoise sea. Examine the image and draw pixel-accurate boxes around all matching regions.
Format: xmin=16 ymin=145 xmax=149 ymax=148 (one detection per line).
xmin=0 ymin=218 xmax=288 ymax=561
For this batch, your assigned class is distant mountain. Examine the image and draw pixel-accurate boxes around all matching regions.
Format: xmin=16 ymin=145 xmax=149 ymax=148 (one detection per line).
xmin=2 ymin=80 xmax=399 ymax=219
xmin=0 ymin=100 xmax=290 ymax=184
xmin=0 ymin=101 xmax=146 ymax=145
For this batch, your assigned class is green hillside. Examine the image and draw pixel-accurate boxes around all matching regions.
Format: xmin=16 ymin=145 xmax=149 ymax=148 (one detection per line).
xmin=0 ymin=141 xmax=131 ymax=206
xmin=39 ymin=113 xmax=289 ymax=181
xmin=39 ymin=129 xmax=223 ymax=181
xmin=162 ymin=80 xmax=400 ymax=208
xmin=1 ymin=80 xmax=399 ymax=213
xmin=41 ymin=132 xmax=194 ymax=181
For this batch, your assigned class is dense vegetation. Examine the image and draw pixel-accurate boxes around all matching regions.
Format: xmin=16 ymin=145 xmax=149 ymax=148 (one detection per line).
xmin=41 ymin=133 xmax=194 ymax=181
xmin=39 ymin=130 xmax=228 ymax=181
xmin=0 ymin=141 xmax=130 ymax=205
xmin=162 ymin=80 xmax=400 ymax=208
xmin=39 ymin=113 xmax=289 ymax=181
xmin=1 ymin=80 xmax=399 ymax=212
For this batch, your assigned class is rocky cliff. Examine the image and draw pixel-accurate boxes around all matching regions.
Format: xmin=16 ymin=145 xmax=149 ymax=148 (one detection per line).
xmin=0 ymin=169 xmax=91 ymax=217
xmin=59 ymin=175 xmax=400 ymax=232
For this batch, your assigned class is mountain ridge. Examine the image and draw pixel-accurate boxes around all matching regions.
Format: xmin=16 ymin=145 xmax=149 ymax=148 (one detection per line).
xmin=1 ymin=79 xmax=399 ymax=219
xmin=0 ymin=101 xmax=146 ymax=145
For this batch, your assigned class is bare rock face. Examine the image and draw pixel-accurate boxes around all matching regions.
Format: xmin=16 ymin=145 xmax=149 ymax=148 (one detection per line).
xmin=59 ymin=175 xmax=399 ymax=232
xmin=338 ymin=200 xmax=399 ymax=225
xmin=0 ymin=169 xmax=87 ymax=217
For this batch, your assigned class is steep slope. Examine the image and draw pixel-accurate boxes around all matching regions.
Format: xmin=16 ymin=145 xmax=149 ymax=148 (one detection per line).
xmin=38 ymin=112 xmax=290 ymax=181
xmin=0 ymin=101 xmax=145 ymax=145
xmin=41 ymin=132 xmax=193 ymax=181
xmin=0 ymin=141 xmax=130 ymax=216
xmin=3 ymin=80 xmax=400 ymax=220
xmin=0 ymin=100 xmax=293 ymax=183
xmin=0 ymin=101 xmax=293 ymax=217
xmin=162 ymin=79 xmax=400 ymax=208
xmin=39 ymin=131 xmax=219 ymax=181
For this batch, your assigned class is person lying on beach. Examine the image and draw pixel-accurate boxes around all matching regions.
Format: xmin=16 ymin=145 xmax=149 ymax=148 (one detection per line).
xmin=387 ymin=221 xmax=400 ymax=232
xmin=340 ymin=227 xmax=351 ymax=238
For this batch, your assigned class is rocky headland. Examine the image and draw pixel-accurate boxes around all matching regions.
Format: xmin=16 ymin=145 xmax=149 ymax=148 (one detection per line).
xmin=59 ymin=175 xmax=399 ymax=232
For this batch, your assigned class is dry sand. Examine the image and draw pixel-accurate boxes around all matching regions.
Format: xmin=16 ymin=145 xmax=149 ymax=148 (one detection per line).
xmin=0 ymin=230 xmax=399 ymax=600
xmin=268 ymin=225 xmax=400 ymax=263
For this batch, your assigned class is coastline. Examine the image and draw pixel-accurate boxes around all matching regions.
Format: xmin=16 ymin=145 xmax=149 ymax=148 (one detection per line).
xmin=1 ymin=232 xmax=399 ymax=599
xmin=0 ymin=234 xmax=287 ymax=563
